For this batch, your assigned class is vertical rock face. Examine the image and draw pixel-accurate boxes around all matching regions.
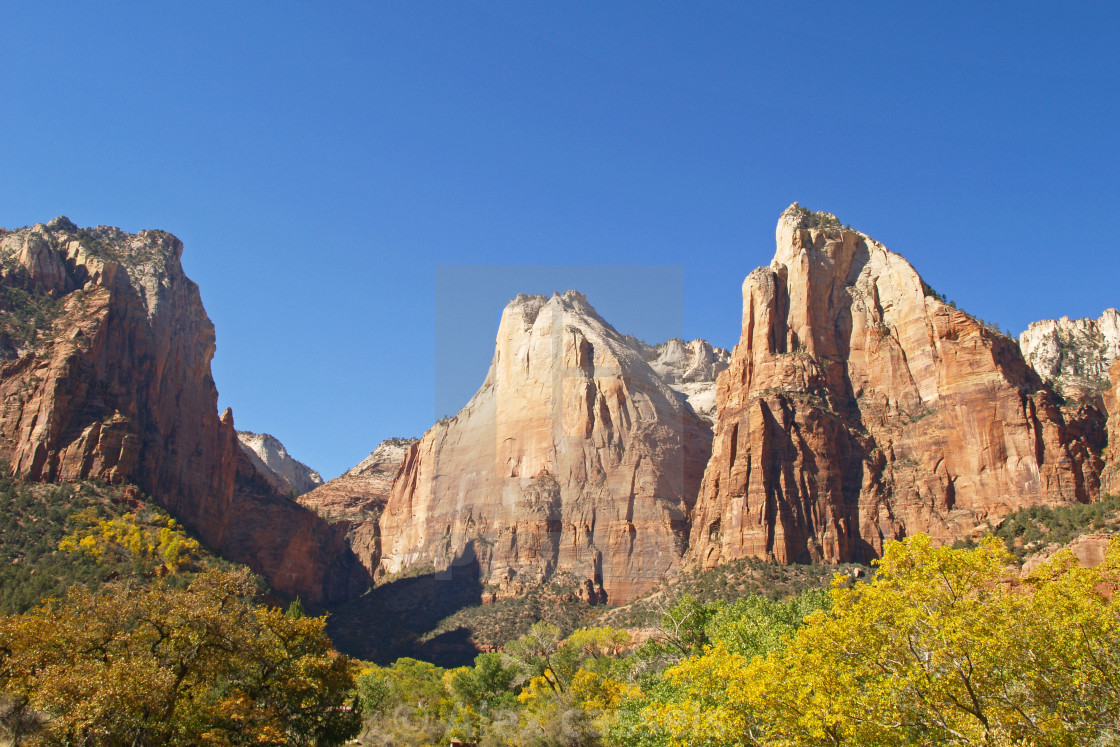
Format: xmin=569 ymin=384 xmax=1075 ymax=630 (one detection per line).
xmin=1019 ymin=309 xmax=1120 ymax=404
xmin=298 ymin=437 xmax=418 ymax=573
xmin=379 ymin=291 xmax=712 ymax=604
xmin=628 ymin=338 xmax=731 ymax=422
xmin=237 ymin=430 xmax=324 ymax=496
xmin=0 ymin=220 xmax=238 ymax=515
xmin=688 ymin=204 xmax=1105 ymax=569
xmin=0 ymin=219 xmax=368 ymax=603
xmin=1105 ymin=359 xmax=1120 ymax=495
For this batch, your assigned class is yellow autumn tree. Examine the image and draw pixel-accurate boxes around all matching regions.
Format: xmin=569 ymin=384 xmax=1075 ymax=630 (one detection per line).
xmin=59 ymin=506 xmax=202 ymax=573
xmin=744 ymin=535 xmax=1120 ymax=745
xmin=506 ymin=625 xmax=635 ymax=745
xmin=622 ymin=535 xmax=1120 ymax=747
xmin=0 ymin=568 xmax=360 ymax=746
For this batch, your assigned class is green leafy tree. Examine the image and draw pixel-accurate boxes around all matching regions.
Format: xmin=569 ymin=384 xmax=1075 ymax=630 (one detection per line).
xmin=505 ymin=621 xmax=567 ymax=692
xmin=445 ymin=652 xmax=523 ymax=711
xmin=285 ymin=596 xmax=306 ymax=619
xmin=355 ymin=658 xmax=451 ymax=746
xmin=706 ymin=587 xmax=830 ymax=660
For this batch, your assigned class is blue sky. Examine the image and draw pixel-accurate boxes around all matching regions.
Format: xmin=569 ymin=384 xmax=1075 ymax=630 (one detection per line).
xmin=2 ymin=2 xmax=1117 ymax=479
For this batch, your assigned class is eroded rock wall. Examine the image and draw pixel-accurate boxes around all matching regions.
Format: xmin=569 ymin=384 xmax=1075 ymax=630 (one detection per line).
xmin=298 ymin=437 xmax=418 ymax=573
xmin=0 ymin=218 xmax=367 ymax=603
xmin=688 ymin=204 xmax=1104 ymax=569
xmin=378 ymin=291 xmax=712 ymax=603
xmin=1104 ymin=359 xmax=1120 ymax=495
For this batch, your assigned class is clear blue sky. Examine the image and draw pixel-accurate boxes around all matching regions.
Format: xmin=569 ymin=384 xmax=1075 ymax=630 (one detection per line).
xmin=2 ymin=2 xmax=1117 ymax=479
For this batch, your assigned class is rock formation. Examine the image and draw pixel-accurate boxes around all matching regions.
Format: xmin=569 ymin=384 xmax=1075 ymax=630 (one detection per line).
xmin=628 ymin=337 xmax=731 ymax=422
xmin=688 ymin=204 xmax=1105 ymax=569
xmin=299 ymin=437 xmax=418 ymax=572
xmin=1020 ymin=532 xmax=1116 ymax=576
xmin=378 ymin=291 xmax=712 ymax=604
xmin=1019 ymin=309 xmax=1120 ymax=405
xmin=237 ymin=430 xmax=323 ymax=496
xmin=0 ymin=218 xmax=368 ymax=603
xmin=303 ymin=438 xmax=416 ymax=520
xmin=1105 ymin=359 xmax=1120 ymax=495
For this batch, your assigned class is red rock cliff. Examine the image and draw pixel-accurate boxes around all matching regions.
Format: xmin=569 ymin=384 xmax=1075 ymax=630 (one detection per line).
xmin=688 ymin=205 xmax=1104 ymax=568
xmin=298 ymin=437 xmax=419 ymax=574
xmin=378 ymin=291 xmax=712 ymax=604
xmin=0 ymin=218 xmax=368 ymax=603
xmin=1104 ymin=359 xmax=1120 ymax=495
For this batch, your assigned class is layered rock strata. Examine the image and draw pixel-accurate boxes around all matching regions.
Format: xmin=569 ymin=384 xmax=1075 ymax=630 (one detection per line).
xmin=688 ymin=204 xmax=1105 ymax=569
xmin=299 ymin=437 xmax=418 ymax=572
xmin=237 ymin=430 xmax=323 ymax=496
xmin=378 ymin=291 xmax=712 ymax=604
xmin=1105 ymin=359 xmax=1120 ymax=495
xmin=0 ymin=218 xmax=367 ymax=603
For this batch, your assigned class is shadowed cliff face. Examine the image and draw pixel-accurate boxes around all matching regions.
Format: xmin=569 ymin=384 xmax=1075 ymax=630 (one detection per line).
xmin=297 ymin=437 xmax=419 ymax=575
xmin=378 ymin=291 xmax=713 ymax=605
xmin=688 ymin=205 xmax=1106 ymax=569
xmin=0 ymin=218 xmax=369 ymax=604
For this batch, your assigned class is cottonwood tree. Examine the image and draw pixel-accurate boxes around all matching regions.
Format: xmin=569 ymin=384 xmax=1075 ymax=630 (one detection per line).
xmin=0 ymin=567 xmax=359 ymax=747
xmin=624 ymin=535 xmax=1120 ymax=747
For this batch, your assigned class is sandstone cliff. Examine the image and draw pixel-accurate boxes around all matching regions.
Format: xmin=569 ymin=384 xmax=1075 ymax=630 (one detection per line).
xmin=628 ymin=337 xmax=731 ymax=422
xmin=298 ymin=437 xmax=418 ymax=572
xmin=237 ymin=430 xmax=323 ymax=496
xmin=0 ymin=218 xmax=368 ymax=603
xmin=378 ymin=291 xmax=712 ymax=604
xmin=688 ymin=204 xmax=1105 ymax=569
xmin=1105 ymin=359 xmax=1120 ymax=495
xmin=1019 ymin=309 xmax=1120 ymax=404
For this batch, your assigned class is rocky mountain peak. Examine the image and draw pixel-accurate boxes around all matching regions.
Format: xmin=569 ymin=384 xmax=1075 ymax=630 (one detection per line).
xmin=502 ymin=290 xmax=613 ymax=340
xmin=1019 ymin=309 xmax=1120 ymax=403
xmin=378 ymin=291 xmax=713 ymax=604
xmin=0 ymin=218 xmax=191 ymax=323
xmin=0 ymin=219 xmax=369 ymax=604
xmin=236 ymin=430 xmax=323 ymax=496
xmin=346 ymin=437 xmax=419 ymax=478
xmin=46 ymin=216 xmax=78 ymax=232
xmin=688 ymin=205 xmax=1103 ymax=570
xmin=626 ymin=336 xmax=731 ymax=421
xmin=779 ymin=201 xmax=844 ymax=229
xmin=774 ymin=202 xmax=855 ymax=262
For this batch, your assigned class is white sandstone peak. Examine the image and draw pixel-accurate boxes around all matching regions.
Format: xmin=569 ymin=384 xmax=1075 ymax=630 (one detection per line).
xmin=236 ymin=430 xmax=323 ymax=496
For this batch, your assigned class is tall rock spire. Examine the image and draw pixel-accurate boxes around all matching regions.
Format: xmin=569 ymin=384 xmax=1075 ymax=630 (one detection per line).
xmin=688 ymin=204 xmax=1104 ymax=569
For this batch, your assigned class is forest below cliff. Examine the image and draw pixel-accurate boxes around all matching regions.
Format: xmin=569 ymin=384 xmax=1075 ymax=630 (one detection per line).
xmin=345 ymin=531 xmax=1120 ymax=747
xmin=4 ymin=465 xmax=1120 ymax=746
xmin=2 ymin=212 xmax=1119 ymax=746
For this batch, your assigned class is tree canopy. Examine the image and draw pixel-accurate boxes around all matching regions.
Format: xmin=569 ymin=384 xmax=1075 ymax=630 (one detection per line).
xmin=0 ymin=567 xmax=360 ymax=747
xmin=613 ymin=535 xmax=1120 ymax=747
